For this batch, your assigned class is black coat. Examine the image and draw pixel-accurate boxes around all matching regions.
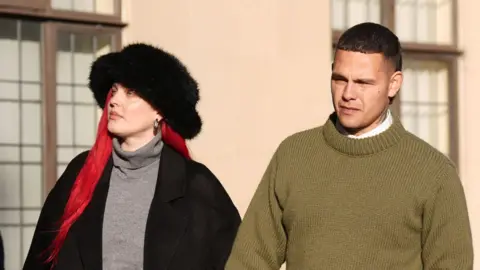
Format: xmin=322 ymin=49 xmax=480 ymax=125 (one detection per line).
xmin=23 ymin=145 xmax=241 ymax=270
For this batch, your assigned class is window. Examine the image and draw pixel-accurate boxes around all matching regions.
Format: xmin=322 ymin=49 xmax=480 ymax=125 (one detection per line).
xmin=331 ymin=0 xmax=459 ymax=163
xmin=0 ymin=18 xmax=43 ymax=269
xmin=0 ymin=1 xmax=123 ymax=268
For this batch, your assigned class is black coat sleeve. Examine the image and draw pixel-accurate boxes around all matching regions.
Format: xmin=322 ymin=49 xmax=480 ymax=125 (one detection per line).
xmin=193 ymin=163 xmax=241 ymax=269
xmin=23 ymin=152 xmax=89 ymax=270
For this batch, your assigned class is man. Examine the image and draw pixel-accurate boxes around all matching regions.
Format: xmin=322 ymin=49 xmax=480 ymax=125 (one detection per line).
xmin=225 ymin=22 xmax=473 ymax=269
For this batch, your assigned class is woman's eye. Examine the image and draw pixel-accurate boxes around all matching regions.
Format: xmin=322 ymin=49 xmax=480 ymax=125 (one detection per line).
xmin=127 ymin=90 xmax=135 ymax=96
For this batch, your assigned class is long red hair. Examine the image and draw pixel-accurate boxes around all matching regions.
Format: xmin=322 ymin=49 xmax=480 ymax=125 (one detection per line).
xmin=46 ymin=92 xmax=191 ymax=265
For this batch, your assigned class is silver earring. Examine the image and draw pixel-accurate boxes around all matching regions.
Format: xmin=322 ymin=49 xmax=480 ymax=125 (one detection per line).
xmin=153 ymin=119 xmax=159 ymax=129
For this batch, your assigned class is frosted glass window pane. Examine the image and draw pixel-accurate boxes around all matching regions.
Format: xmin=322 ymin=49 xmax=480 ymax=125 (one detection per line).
xmin=57 ymin=104 xmax=73 ymax=145
xmin=21 ymin=84 xmax=41 ymax=101
xmin=22 ymin=146 xmax=42 ymax=162
xmin=57 ymin=147 xmax=75 ymax=163
xmin=22 ymin=103 xmax=42 ymax=145
xmin=401 ymin=60 xmax=450 ymax=155
xmin=57 ymin=85 xmax=73 ymax=102
xmin=0 ymin=82 xmax=19 ymax=100
xmin=0 ymin=146 xmax=19 ymax=162
xmin=57 ymin=32 xmax=73 ymax=84
xmin=331 ymin=0 xmax=380 ymax=30
xmin=0 ymin=102 xmax=20 ymax=143
xmin=23 ymin=226 xmax=36 ymax=261
xmin=96 ymin=35 xmax=112 ymax=57
xmin=395 ymin=0 xmax=453 ymax=44
xmin=96 ymin=0 xmax=115 ymax=14
xmin=0 ymin=165 xmax=20 ymax=207
xmin=22 ymin=165 xmax=42 ymax=207
xmin=52 ymin=0 xmax=72 ymax=10
xmin=75 ymin=147 xmax=90 ymax=156
xmin=74 ymin=86 xmax=94 ymax=103
xmin=74 ymin=105 xmax=95 ymax=145
xmin=57 ymin=165 xmax=67 ymax=177
xmin=0 ymin=210 xmax=20 ymax=224
xmin=74 ymin=0 xmax=94 ymax=12
xmin=21 ymin=22 xmax=41 ymax=82
xmin=73 ymin=34 xmax=94 ymax=84
xmin=1 ymin=227 xmax=21 ymax=270
xmin=0 ymin=18 xmax=19 ymax=81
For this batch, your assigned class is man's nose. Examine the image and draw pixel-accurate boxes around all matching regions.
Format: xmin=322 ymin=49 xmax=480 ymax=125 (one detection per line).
xmin=342 ymin=82 xmax=356 ymax=100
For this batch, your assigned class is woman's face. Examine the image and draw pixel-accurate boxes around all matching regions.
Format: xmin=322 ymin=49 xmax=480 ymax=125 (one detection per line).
xmin=107 ymin=83 xmax=160 ymax=140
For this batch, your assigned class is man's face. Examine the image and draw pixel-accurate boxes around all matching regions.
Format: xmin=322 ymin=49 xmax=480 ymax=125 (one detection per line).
xmin=331 ymin=49 xmax=402 ymax=136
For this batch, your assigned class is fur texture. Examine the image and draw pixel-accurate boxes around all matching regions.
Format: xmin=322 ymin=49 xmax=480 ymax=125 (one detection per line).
xmin=88 ymin=43 xmax=202 ymax=139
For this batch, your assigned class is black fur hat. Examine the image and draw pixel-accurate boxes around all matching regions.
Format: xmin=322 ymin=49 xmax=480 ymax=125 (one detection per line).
xmin=88 ymin=43 xmax=202 ymax=139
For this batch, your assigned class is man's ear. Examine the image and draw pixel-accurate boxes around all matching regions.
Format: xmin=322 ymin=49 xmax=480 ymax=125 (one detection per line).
xmin=388 ymin=71 xmax=403 ymax=100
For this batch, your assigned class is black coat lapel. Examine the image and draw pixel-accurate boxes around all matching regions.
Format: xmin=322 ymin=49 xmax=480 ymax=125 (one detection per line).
xmin=76 ymin=157 xmax=113 ymax=270
xmin=144 ymin=145 xmax=189 ymax=270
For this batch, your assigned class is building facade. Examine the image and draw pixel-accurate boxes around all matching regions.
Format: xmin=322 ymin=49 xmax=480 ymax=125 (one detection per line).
xmin=0 ymin=0 xmax=478 ymax=269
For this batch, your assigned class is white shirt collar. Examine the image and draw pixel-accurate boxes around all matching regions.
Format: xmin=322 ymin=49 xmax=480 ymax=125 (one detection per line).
xmin=336 ymin=110 xmax=393 ymax=139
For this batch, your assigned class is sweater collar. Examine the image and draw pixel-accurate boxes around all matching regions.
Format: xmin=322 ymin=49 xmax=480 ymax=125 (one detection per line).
xmin=323 ymin=112 xmax=406 ymax=156
xmin=112 ymin=132 xmax=164 ymax=169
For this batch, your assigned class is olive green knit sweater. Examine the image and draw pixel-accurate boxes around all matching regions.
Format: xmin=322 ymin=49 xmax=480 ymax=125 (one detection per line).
xmin=225 ymin=114 xmax=473 ymax=270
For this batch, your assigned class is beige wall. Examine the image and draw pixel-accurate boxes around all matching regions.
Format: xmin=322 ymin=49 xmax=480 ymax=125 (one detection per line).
xmin=121 ymin=0 xmax=480 ymax=268
xmin=458 ymin=0 xmax=480 ymax=268
xmin=121 ymin=0 xmax=333 ymax=215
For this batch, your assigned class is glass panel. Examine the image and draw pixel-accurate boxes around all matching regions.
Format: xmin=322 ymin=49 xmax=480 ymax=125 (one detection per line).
xmin=51 ymin=0 xmax=72 ymax=10
xmin=395 ymin=0 xmax=453 ymax=44
xmin=1 ymin=227 xmax=21 ymax=270
xmin=74 ymin=104 xmax=96 ymax=145
xmin=0 ymin=210 xmax=20 ymax=224
xmin=0 ymin=165 xmax=21 ymax=207
xmin=21 ymin=21 xmax=41 ymax=82
xmin=56 ymin=104 xmax=74 ymax=145
xmin=73 ymin=0 xmax=94 ymax=12
xmin=21 ymin=103 xmax=42 ymax=145
xmin=23 ymin=226 xmax=36 ymax=261
xmin=56 ymin=31 xmax=114 ymax=175
xmin=74 ymin=85 xmax=95 ymax=103
xmin=22 ymin=146 xmax=42 ymax=162
xmin=0 ymin=19 xmax=44 ymax=268
xmin=331 ymin=0 xmax=381 ymax=31
xmin=0 ymin=82 xmax=20 ymax=100
xmin=0 ymin=18 xmax=19 ymax=80
xmin=401 ymin=60 xmax=449 ymax=155
xmin=73 ymin=34 xmax=94 ymax=85
xmin=21 ymin=83 xmax=42 ymax=101
xmin=22 ymin=165 xmax=42 ymax=207
xmin=0 ymin=101 xmax=20 ymax=144
xmin=96 ymin=0 xmax=115 ymax=15
xmin=53 ymin=0 xmax=116 ymax=14
xmin=0 ymin=146 xmax=20 ymax=162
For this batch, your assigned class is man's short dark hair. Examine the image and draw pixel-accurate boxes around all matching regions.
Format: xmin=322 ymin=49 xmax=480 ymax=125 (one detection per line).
xmin=335 ymin=22 xmax=402 ymax=72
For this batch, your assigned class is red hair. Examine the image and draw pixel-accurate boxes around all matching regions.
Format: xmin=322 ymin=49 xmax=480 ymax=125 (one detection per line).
xmin=46 ymin=92 xmax=191 ymax=265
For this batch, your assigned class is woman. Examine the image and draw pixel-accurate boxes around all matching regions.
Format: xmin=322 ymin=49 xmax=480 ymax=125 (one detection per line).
xmin=23 ymin=43 xmax=241 ymax=270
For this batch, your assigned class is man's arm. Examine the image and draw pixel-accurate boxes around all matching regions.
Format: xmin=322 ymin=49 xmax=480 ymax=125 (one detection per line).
xmin=225 ymin=150 xmax=286 ymax=270
xmin=421 ymin=164 xmax=473 ymax=269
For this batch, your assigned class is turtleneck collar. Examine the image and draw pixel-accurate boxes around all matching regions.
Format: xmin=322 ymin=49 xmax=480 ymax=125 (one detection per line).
xmin=323 ymin=112 xmax=407 ymax=156
xmin=112 ymin=132 xmax=164 ymax=170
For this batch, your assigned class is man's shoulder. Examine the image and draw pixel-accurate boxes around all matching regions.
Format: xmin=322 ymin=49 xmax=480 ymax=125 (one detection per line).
xmin=275 ymin=125 xmax=326 ymax=155
xmin=401 ymin=129 xmax=457 ymax=170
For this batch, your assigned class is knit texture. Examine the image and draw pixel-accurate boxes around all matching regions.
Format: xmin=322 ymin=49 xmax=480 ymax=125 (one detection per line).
xmin=225 ymin=113 xmax=473 ymax=270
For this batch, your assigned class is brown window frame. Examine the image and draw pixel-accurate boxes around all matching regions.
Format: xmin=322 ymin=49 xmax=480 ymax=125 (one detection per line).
xmin=0 ymin=0 xmax=124 ymax=195
xmin=43 ymin=22 xmax=122 ymax=192
xmin=331 ymin=0 xmax=460 ymax=164
xmin=0 ymin=0 xmax=124 ymax=27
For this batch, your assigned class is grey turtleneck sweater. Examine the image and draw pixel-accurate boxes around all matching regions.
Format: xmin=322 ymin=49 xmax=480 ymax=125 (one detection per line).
xmin=102 ymin=133 xmax=164 ymax=270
